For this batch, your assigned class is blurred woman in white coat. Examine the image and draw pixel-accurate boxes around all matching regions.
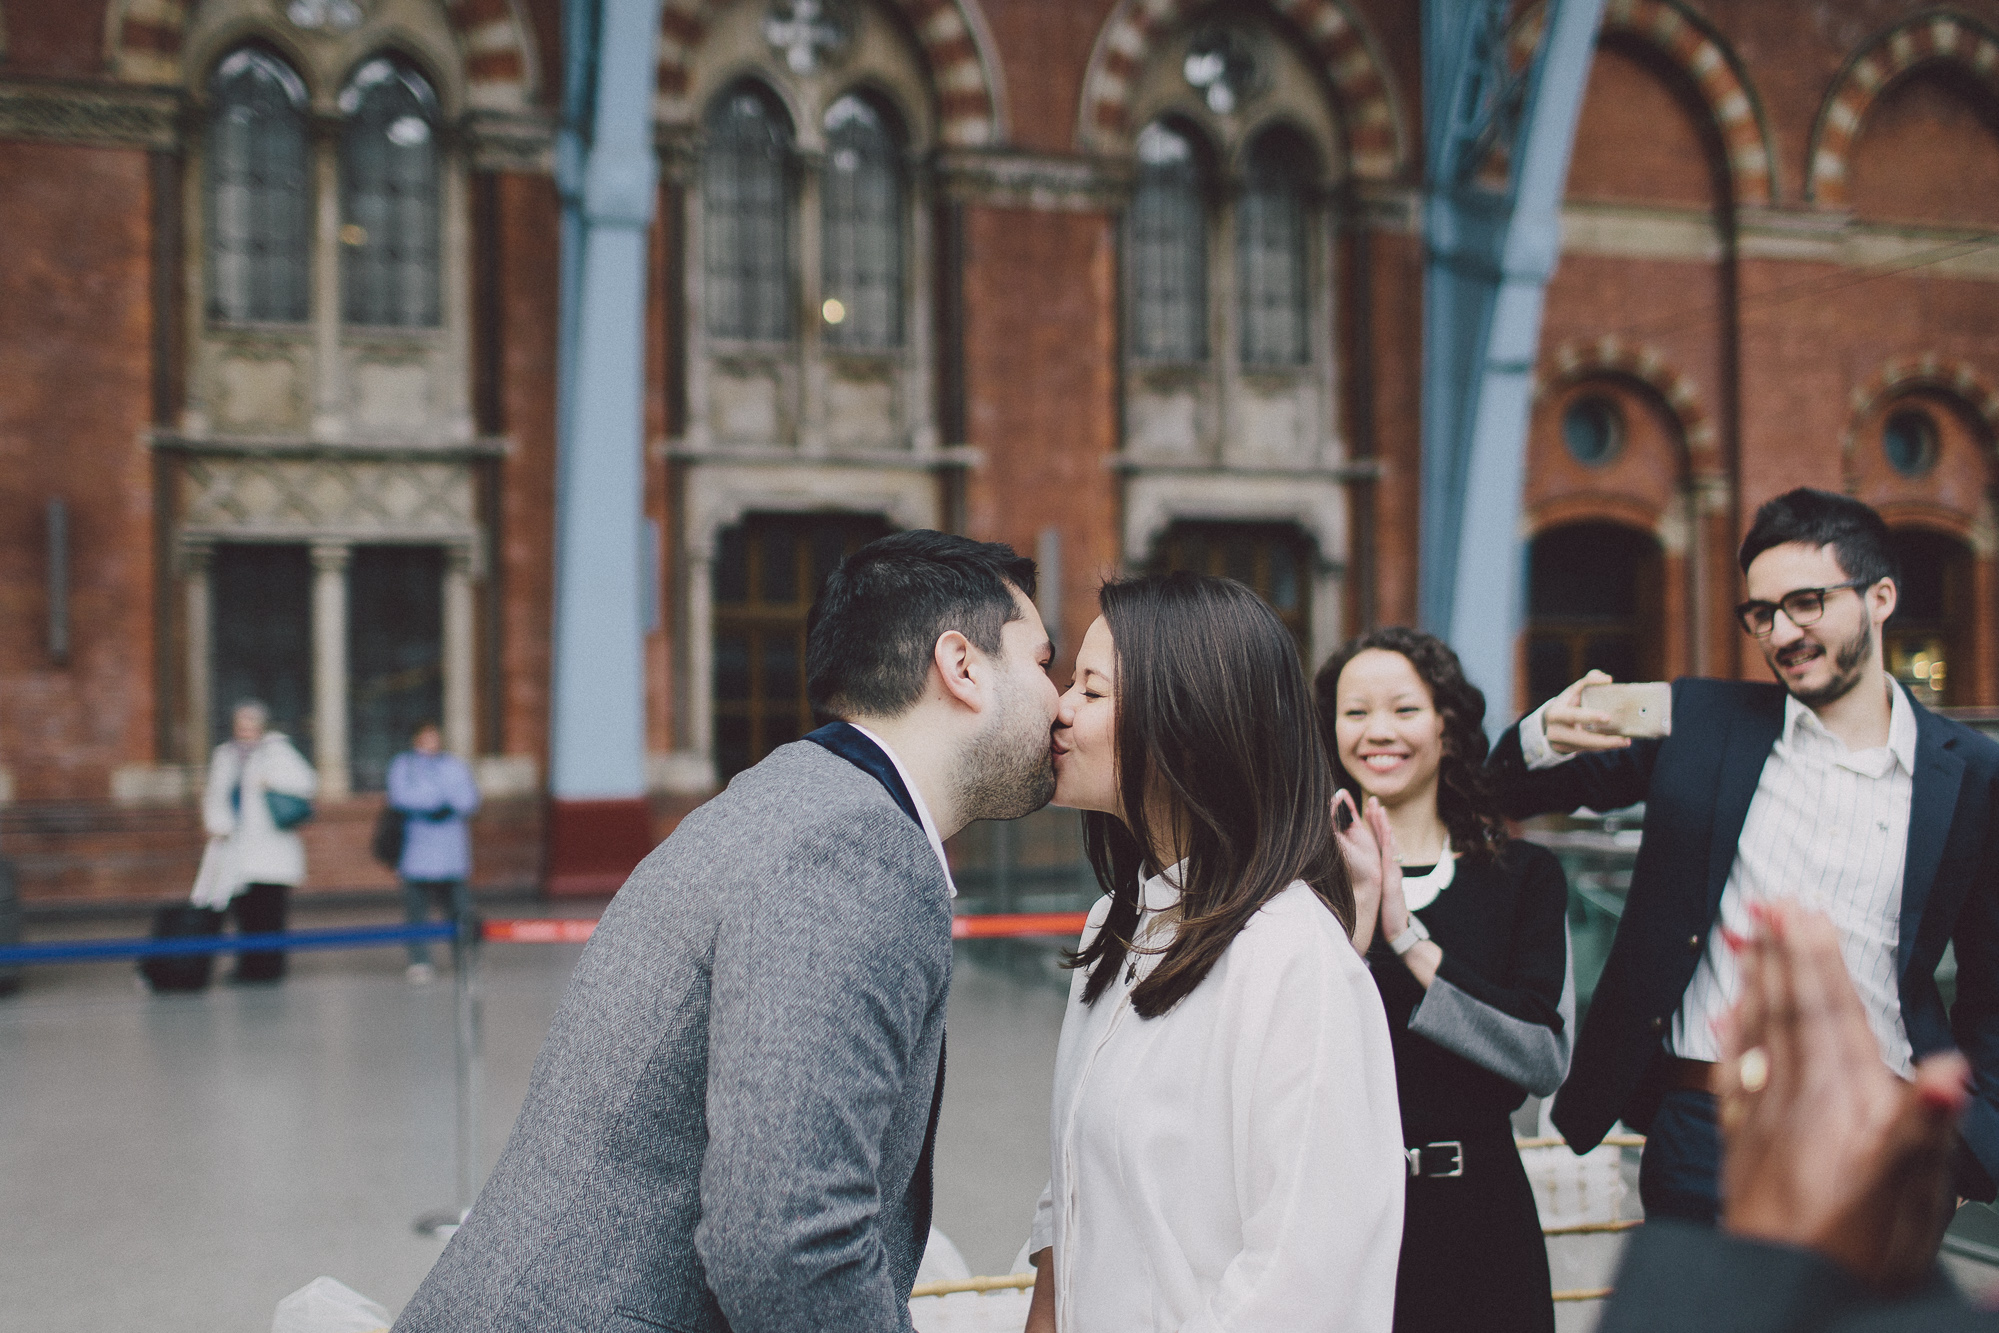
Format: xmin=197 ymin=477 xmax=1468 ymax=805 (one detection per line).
xmin=194 ymin=700 xmax=318 ymax=982
xmin=1024 ymin=573 xmax=1405 ymax=1332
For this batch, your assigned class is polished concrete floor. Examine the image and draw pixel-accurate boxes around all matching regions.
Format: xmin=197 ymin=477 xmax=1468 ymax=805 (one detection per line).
xmin=0 ymin=919 xmax=1067 ymax=1332
xmin=24 ymin=913 xmax=1990 ymax=1332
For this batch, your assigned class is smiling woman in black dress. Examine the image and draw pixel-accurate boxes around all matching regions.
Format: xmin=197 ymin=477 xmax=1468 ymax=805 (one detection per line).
xmin=1318 ymin=627 xmax=1572 ymax=1333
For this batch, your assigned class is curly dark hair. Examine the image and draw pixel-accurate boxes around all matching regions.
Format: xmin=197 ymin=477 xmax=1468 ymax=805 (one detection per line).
xmin=1313 ymin=626 xmax=1508 ymax=864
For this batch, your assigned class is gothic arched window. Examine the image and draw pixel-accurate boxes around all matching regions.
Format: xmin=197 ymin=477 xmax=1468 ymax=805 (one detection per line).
xmin=1128 ymin=119 xmax=1209 ymax=362
xmin=339 ymin=55 xmax=442 ymax=327
xmin=1238 ymin=126 xmax=1313 ymax=367
xmin=206 ymin=47 xmax=311 ymax=323
xmin=704 ymin=81 xmax=795 ymax=342
xmin=821 ymin=92 xmax=903 ymax=350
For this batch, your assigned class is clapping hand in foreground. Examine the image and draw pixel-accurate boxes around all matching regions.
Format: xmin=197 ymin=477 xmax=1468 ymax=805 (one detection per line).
xmin=1717 ymin=900 xmax=1971 ymax=1293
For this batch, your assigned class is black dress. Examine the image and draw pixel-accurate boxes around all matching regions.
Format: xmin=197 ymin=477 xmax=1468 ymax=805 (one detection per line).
xmin=1367 ymin=838 xmax=1572 ymax=1333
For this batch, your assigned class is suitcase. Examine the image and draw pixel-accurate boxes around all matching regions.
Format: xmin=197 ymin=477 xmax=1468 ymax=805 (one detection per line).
xmin=140 ymin=904 xmax=223 ymax=993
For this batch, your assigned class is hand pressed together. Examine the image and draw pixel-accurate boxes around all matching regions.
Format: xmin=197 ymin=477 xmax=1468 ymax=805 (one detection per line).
xmin=1717 ymin=900 xmax=1971 ymax=1293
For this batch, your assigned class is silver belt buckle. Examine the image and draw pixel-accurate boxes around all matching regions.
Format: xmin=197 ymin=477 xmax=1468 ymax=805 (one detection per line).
xmin=1406 ymin=1141 xmax=1464 ymax=1178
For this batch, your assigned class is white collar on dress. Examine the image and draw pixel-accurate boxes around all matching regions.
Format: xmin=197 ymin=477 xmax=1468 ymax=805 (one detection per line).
xmin=846 ymin=722 xmax=957 ymax=898
xmin=1139 ymin=860 xmax=1185 ymax=912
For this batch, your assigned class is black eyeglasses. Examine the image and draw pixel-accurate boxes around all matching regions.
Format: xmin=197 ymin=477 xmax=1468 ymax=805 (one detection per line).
xmin=1735 ymin=580 xmax=1872 ymax=637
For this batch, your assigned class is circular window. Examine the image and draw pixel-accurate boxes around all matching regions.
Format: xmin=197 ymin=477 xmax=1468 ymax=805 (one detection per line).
xmin=1562 ymin=395 xmax=1624 ymax=467
xmin=1883 ymin=409 xmax=1940 ymax=477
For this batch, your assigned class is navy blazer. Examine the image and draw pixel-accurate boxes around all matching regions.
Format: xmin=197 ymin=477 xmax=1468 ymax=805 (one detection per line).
xmin=1490 ymin=678 xmax=1999 ymax=1196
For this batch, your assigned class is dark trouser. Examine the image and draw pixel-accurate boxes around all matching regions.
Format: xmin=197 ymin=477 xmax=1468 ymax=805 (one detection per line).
xmin=228 ymin=882 xmax=289 ymax=982
xmin=400 ymin=878 xmax=472 ymax=965
xmin=1638 ymin=1087 xmax=1721 ymax=1224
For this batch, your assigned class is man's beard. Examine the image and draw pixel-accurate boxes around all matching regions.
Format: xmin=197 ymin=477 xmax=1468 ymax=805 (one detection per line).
xmin=1774 ymin=618 xmax=1874 ymax=710
xmin=955 ymin=672 xmax=1055 ymax=823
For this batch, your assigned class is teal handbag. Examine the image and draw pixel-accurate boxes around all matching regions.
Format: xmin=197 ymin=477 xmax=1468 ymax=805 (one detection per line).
xmin=266 ymin=791 xmax=315 ymax=830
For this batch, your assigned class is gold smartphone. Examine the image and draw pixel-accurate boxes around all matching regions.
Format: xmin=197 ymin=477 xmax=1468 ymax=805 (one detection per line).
xmin=1579 ymin=681 xmax=1673 ymax=738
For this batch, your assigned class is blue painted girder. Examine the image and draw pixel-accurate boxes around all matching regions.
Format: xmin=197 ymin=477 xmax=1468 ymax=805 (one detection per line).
xmin=1419 ymin=0 xmax=1605 ymax=728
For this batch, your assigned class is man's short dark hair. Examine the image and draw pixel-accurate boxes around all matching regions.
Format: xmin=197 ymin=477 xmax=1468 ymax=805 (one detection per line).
xmin=806 ymin=530 xmax=1038 ymax=717
xmin=1738 ymin=487 xmax=1898 ymax=587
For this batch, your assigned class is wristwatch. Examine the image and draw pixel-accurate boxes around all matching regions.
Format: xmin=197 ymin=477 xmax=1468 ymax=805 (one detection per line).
xmin=1388 ymin=916 xmax=1431 ymax=956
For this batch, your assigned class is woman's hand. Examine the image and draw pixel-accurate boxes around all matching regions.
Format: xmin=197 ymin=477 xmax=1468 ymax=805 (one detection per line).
xmin=1719 ymin=902 xmax=1968 ymax=1293
xmin=1024 ymin=1248 xmax=1056 ymax=1333
xmin=1370 ymin=802 xmax=1442 ymax=986
xmin=1369 ymin=798 xmax=1407 ymax=943
xmin=1333 ymin=790 xmax=1388 ymax=953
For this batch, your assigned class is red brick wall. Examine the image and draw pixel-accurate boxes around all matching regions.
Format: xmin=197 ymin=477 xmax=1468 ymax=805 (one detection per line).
xmin=980 ymin=0 xmax=1121 ymax=154
xmin=959 ymin=204 xmax=1120 ymax=661
xmin=1358 ymin=227 xmax=1425 ymax=631
xmin=0 ymin=141 xmax=157 ymax=801
xmin=494 ymin=172 xmax=560 ymax=769
xmin=1 ymin=1 xmax=111 ymax=77
xmin=1849 ymin=65 xmax=1999 ymax=227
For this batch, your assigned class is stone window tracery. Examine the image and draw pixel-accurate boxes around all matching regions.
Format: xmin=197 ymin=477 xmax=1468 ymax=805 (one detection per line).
xmin=1129 ymin=119 xmax=1210 ymax=363
xmin=339 ymin=55 xmax=442 ymax=327
xmin=703 ymin=81 xmax=796 ymax=343
xmin=206 ymin=46 xmax=311 ymax=324
xmin=1237 ymin=126 xmax=1312 ymax=368
xmin=820 ymin=92 xmax=903 ymax=351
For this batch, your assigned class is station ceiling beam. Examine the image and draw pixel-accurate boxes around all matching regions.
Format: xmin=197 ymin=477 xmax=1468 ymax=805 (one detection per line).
xmin=548 ymin=0 xmax=665 ymax=890
xmin=1419 ymin=0 xmax=1604 ymax=726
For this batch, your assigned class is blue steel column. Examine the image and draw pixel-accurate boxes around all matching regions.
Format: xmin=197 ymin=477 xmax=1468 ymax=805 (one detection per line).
xmin=1419 ymin=0 xmax=1603 ymax=726
xmin=548 ymin=0 xmax=663 ymax=888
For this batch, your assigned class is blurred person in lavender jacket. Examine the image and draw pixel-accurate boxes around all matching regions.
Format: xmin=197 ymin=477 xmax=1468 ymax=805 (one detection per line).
xmin=387 ymin=721 xmax=480 ymax=984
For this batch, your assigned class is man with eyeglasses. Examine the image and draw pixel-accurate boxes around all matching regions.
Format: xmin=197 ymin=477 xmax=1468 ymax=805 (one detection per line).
xmin=1489 ymin=487 xmax=1999 ymax=1231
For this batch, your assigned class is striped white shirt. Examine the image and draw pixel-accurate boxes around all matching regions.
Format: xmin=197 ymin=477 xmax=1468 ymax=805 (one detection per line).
xmin=1523 ymin=681 xmax=1918 ymax=1075
xmin=1671 ymin=685 xmax=1916 ymax=1072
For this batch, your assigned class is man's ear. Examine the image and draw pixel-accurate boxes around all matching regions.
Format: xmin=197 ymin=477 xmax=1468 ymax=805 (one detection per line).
xmin=1870 ymin=578 xmax=1898 ymax=627
xmin=932 ymin=630 xmax=983 ymax=710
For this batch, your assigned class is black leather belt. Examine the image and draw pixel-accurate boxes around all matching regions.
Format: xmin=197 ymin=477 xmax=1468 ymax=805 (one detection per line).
xmin=1406 ymin=1141 xmax=1465 ymax=1179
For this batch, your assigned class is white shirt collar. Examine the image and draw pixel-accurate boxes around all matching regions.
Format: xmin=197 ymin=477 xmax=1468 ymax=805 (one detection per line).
xmin=846 ymin=722 xmax=957 ymax=898
xmin=1140 ymin=860 xmax=1185 ymax=912
xmin=1782 ymin=676 xmax=1918 ymax=776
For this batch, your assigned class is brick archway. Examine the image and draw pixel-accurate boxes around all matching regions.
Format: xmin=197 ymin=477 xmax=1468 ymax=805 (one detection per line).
xmin=1843 ymin=353 xmax=1999 ymax=475
xmin=105 ymin=0 xmax=538 ymax=107
xmin=656 ymin=0 xmax=1003 ymax=147
xmin=1539 ymin=335 xmax=1721 ymax=480
xmin=1074 ymin=0 xmax=1405 ymax=180
xmin=1808 ymin=12 xmax=1999 ymax=206
xmin=1512 ymin=0 xmax=1775 ymax=206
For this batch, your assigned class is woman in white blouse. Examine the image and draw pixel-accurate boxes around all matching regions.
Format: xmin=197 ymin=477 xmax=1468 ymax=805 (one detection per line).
xmin=1024 ymin=572 xmax=1405 ymax=1332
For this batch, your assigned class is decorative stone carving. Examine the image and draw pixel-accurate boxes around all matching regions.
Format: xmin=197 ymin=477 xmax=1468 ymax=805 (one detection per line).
xmin=0 ymin=82 xmax=179 ymax=150
xmin=179 ymin=456 xmax=478 ymax=540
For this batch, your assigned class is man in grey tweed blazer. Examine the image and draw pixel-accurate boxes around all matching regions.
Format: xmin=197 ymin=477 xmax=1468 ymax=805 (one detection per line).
xmin=396 ymin=531 xmax=1058 ymax=1332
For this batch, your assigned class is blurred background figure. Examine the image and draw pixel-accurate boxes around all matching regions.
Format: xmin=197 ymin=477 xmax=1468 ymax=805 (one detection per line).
xmin=386 ymin=721 xmax=480 ymax=985
xmin=1320 ymin=628 xmax=1573 ymax=1333
xmin=198 ymin=700 xmax=318 ymax=983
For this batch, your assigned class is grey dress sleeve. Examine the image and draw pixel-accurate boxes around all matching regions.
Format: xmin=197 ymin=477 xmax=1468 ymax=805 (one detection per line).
xmin=1406 ymin=842 xmax=1575 ymax=1096
xmin=1407 ymin=920 xmax=1574 ymax=1097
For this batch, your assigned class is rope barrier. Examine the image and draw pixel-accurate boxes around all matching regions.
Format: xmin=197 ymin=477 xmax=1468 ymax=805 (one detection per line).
xmin=0 ymin=921 xmax=456 ymax=967
xmin=1552 ymin=1288 xmax=1615 ymax=1303
xmin=1515 ymin=1132 xmax=1646 ymax=1150
xmin=910 ymin=1274 xmax=1036 ymax=1298
xmin=482 ymin=918 xmax=598 ymax=943
xmin=953 ymin=912 xmax=1089 ymax=940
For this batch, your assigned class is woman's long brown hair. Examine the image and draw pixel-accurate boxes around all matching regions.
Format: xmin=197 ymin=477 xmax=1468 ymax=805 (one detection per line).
xmin=1067 ymin=572 xmax=1353 ymax=1016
